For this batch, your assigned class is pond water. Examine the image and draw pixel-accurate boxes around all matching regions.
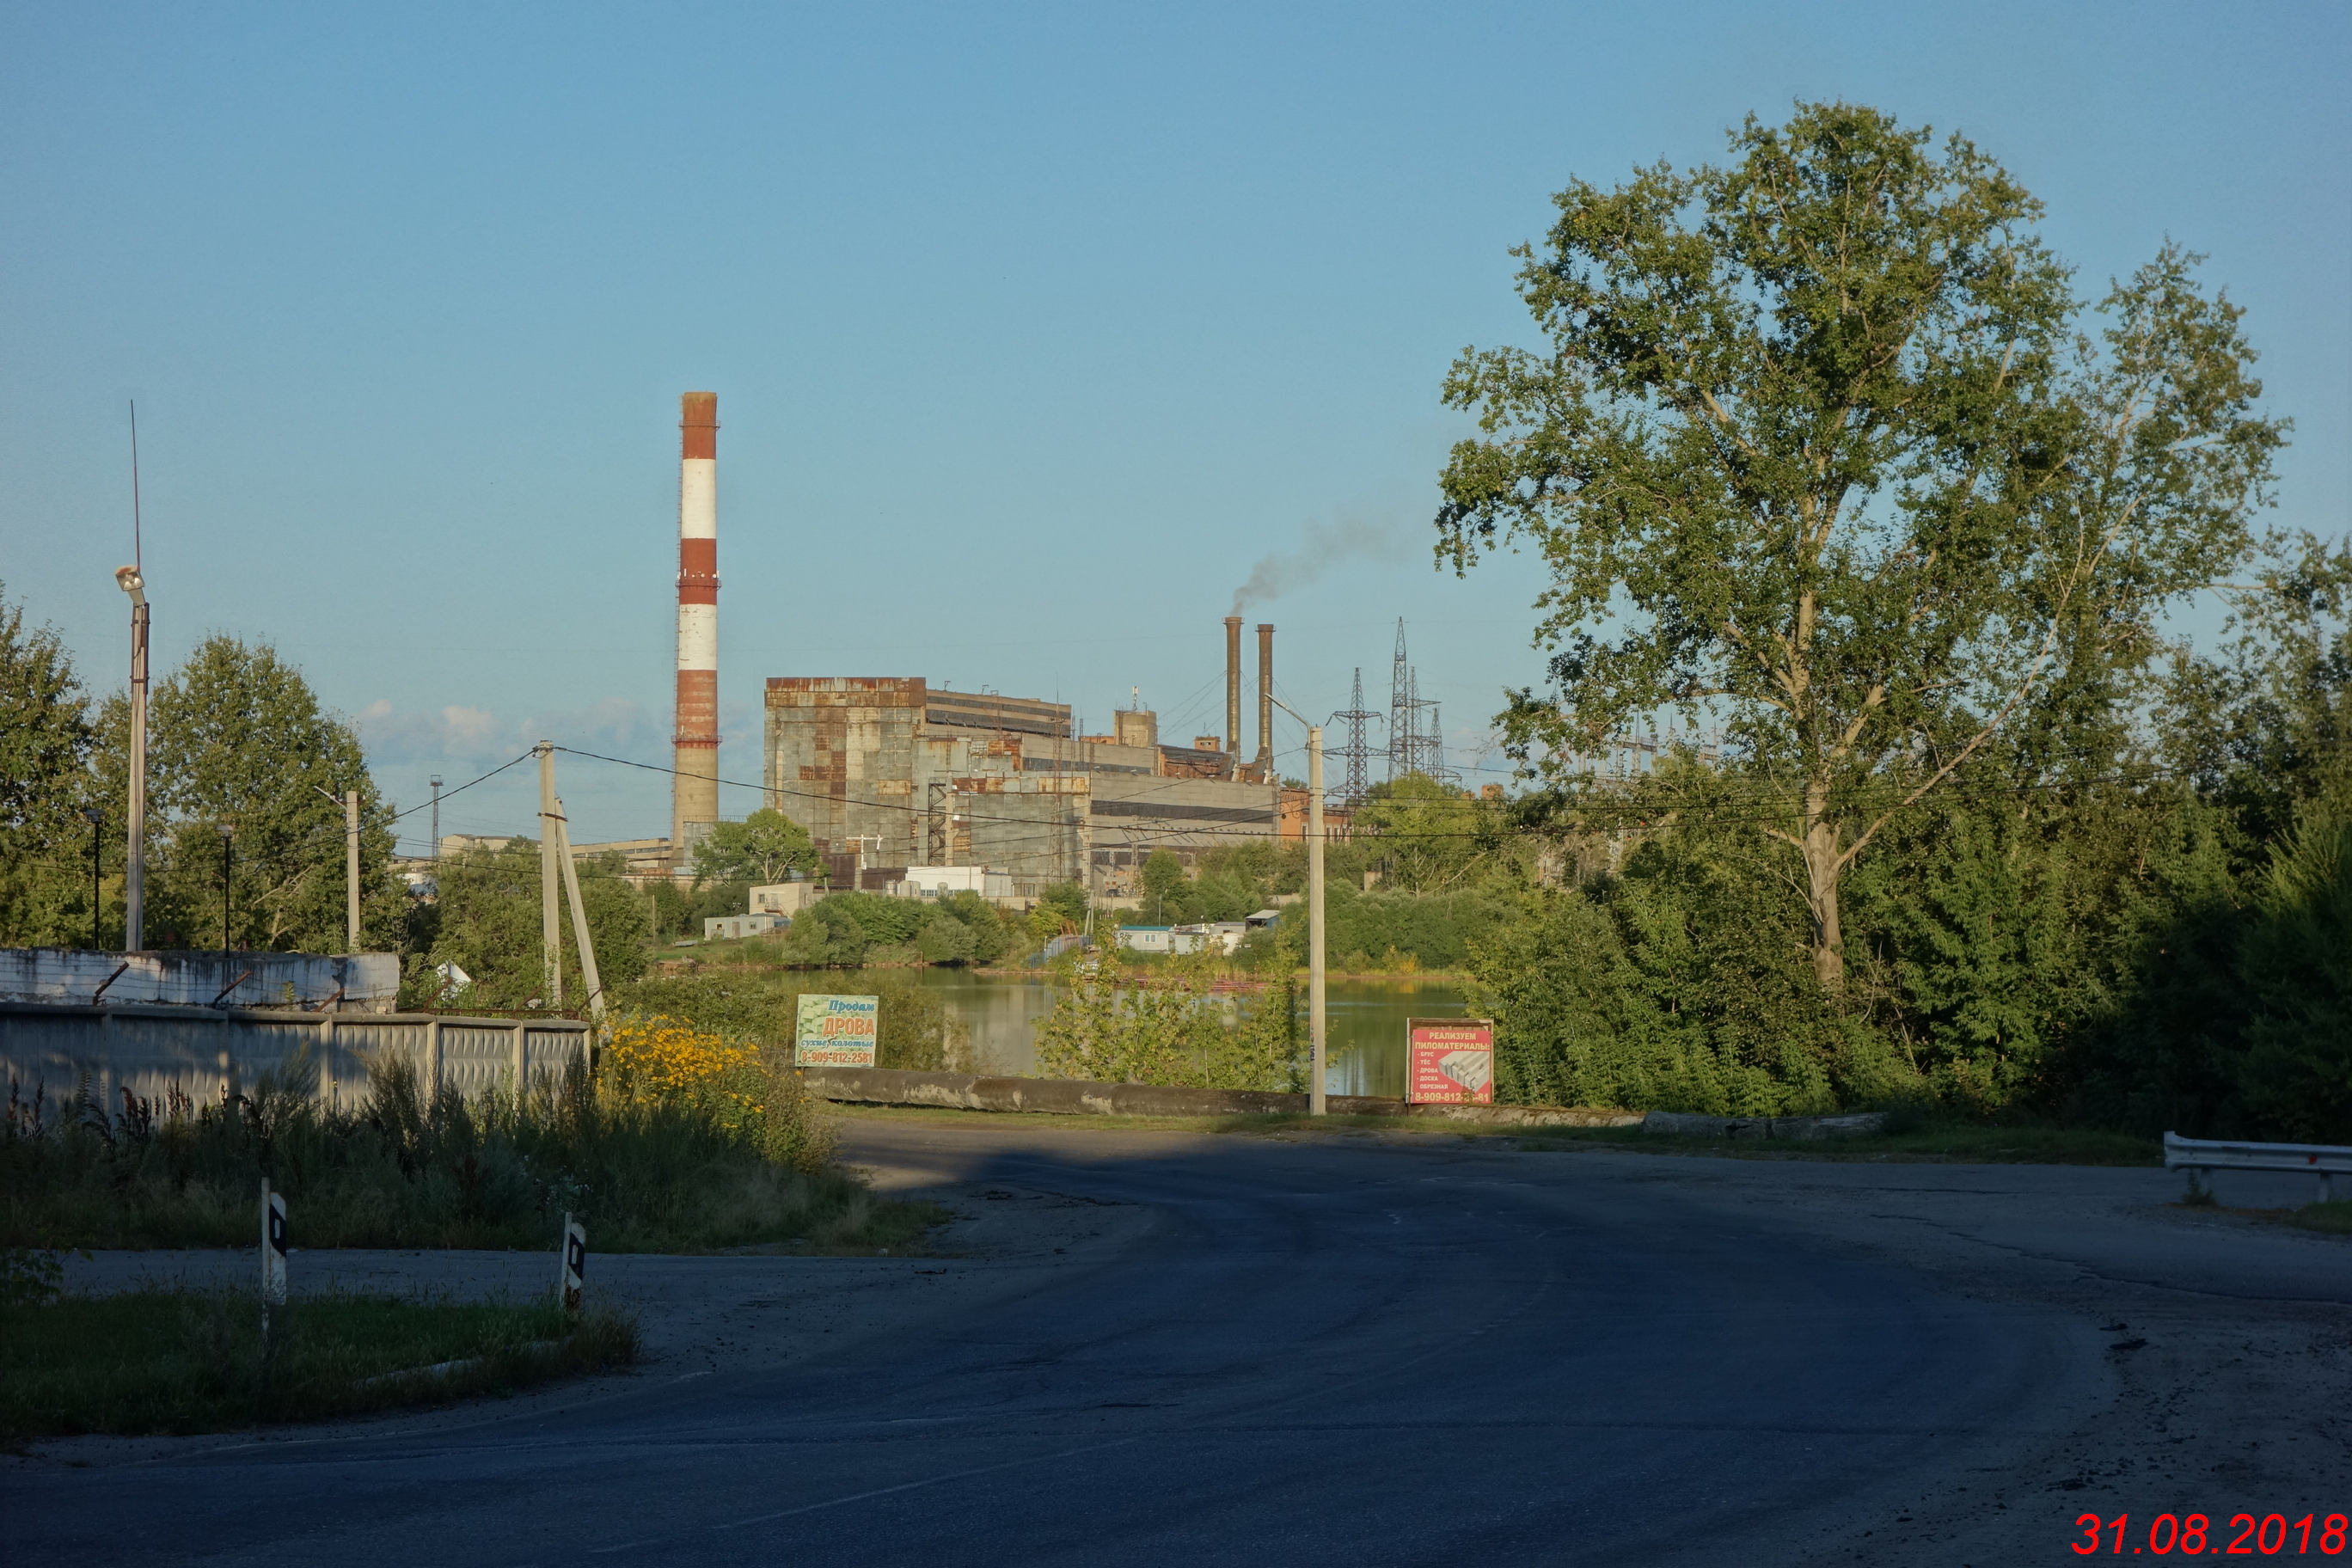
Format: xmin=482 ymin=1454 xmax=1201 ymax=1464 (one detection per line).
xmin=871 ymin=968 xmax=1472 ymax=1099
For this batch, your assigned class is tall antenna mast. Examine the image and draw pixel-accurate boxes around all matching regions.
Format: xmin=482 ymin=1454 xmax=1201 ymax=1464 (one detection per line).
xmin=130 ymin=401 xmax=142 ymax=569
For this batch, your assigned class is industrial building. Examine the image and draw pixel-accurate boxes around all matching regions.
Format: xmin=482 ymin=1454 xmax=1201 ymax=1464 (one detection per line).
xmin=761 ymin=623 xmax=1320 ymax=900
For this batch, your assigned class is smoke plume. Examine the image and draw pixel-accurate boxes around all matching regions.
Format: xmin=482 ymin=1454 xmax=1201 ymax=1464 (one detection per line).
xmin=1230 ymin=511 xmax=1412 ymax=615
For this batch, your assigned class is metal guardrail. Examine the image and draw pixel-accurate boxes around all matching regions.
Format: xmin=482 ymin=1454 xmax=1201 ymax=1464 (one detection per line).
xmin=2165 ymin=1131 xmax=2350 ymax=1204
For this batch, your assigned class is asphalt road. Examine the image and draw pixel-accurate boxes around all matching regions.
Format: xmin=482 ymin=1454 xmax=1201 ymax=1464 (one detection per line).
xmin=14 ymin=1118 xmax=2351 ymax=1566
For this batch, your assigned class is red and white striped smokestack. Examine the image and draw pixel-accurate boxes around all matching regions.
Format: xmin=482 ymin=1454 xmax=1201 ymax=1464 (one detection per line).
xmin=671 ymin=392 xmax=720 ymax=867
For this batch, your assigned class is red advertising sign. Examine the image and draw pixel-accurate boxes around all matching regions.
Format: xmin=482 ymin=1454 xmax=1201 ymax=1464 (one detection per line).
xmin=1406 ymin=1018 xmax=1494 ymax=1105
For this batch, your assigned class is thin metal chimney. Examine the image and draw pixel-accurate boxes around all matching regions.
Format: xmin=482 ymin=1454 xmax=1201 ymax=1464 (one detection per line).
xmin=1224 ymin=616 xmax=1243 ymax=769
xmin=1256 ymin=622 xmax=1274 ymax=779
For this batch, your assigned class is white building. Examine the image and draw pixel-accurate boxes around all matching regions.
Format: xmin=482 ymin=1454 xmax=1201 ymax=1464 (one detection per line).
xmin=890 ymin=866 xmax=1015 ymax=900
xmin=704 ymin=912 xmax=786 ymax=941
xmin=749 ymin=882 xmax=821 ymax=916
xmin=1113 ymin=925 xmax=1208 ymax=956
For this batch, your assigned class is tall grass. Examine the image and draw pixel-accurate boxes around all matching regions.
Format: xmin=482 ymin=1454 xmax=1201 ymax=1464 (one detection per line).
xmin=3 ymin=1026 xmax=931 ymax=1252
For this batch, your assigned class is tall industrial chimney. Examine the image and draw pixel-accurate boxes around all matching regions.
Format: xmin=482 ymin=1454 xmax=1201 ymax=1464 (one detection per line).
xmin=1256 ymin=622 xmax=1274 ymax=780
xmin=1223 ymin=616 xmax=1243 ymax=773
xmin=671 ymin=392 xmax=720 ymax=869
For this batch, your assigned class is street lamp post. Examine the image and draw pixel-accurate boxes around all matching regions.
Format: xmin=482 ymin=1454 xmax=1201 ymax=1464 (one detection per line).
xmin=1266 ymin=694 xmax=1328 ymax=1115
xmin=113 ymin=566 xmax=149 ymax=951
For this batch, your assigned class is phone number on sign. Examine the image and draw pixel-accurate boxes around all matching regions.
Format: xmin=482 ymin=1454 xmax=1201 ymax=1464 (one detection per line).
xmin=2074 ymin=1513 xmax=2347 ymax=1556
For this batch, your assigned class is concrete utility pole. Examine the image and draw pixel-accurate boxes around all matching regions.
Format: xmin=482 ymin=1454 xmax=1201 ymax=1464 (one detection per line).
xmin=344 ymin=789 xmax=361 ymax=952
xmin=1307 ymin=722 xmax=1327 ymax=1115
xmin=537 ymin=742 xmax=562 ymax=1009
xmin=551 ymin=799 xmax=605 ymax=1024
xmin=114 ymin=565 xmax=149 ymax=950
xmin=1268 ymin=693 xmax=1328 ymax=1115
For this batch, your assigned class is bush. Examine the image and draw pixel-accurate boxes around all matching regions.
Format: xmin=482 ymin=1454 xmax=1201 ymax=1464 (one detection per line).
xmin=616 ymin=970 xmax=964 ymax=1072
xmin=1034 ymin=963 xmax=1301 ymax=1091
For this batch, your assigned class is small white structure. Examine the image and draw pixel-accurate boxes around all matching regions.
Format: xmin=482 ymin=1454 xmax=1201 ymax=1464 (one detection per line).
xmin=1114 ymin=925 xmax=1208 ymax=956
xmin=1244 ymin=909 xmax=1283 ymax=931
xmin=750 ymin=882 xmax=820 ymax=916
xmin=704 ymin=912 xmax=785 ymax=941
xmin=891 ymin=867 xmax=1014 ymax=900
xmin=1192 ymin=921 xmax=1249 ymax=955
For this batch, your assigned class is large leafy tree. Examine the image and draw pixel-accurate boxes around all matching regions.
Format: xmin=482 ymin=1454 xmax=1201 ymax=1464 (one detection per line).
xmin=98 ymin=635 xmax=401 ymax=952
xmin=1436 ymin=101 xmax=2283 ymax=988
xmin=692 ymin=807 xmax=819 ymax=885
xmin=0 ymin=584 xmax=99 ymax=945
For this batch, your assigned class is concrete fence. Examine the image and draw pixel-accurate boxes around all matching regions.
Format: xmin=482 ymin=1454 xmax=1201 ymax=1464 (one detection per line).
xmin=0 ymin=1001 xmax=591 ymax=1117
xmin=0 ymin=948 xmax=399 ymax=1011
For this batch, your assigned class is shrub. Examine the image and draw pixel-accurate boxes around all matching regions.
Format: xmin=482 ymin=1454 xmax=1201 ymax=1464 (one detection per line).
xmin=1034 ymin=963 xmax=1301 ymax=1091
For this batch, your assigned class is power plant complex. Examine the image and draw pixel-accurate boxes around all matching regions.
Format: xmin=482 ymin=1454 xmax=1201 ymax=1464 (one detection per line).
xmin=658 ymin=394 xmax=1386 ymax=901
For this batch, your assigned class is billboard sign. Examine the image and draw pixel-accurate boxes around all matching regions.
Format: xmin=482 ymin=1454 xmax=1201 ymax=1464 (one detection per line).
xmin=1406 ymin=1017 xmax=1495 ymax=1105
xmin=794 ymin=993 xmax=880 ymax=1067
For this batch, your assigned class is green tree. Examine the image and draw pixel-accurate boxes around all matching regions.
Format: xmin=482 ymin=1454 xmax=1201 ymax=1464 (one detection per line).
xmin=95 ymin=635 xmax=401 ymax=953
xmin=1138 ymin=849 xmax=1185 ymax=922
xmin=1352 ymin=775 xmax=1498 ymax=892
xmin=776 ymin=898 xmax=871 ymax=968
xmin=426 ymin=840 xmax=649 ymax=1008
xmin=0 ymin=585 xmax=99 ymax=946
xmin=1436 ymin=101 xmax=2283 ymax=989
xmin=692 ymin=808 xmax=819 ymax=885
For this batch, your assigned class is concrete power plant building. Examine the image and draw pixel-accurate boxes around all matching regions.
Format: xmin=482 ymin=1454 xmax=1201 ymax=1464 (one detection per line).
xmin=760 ymin=624 xmax=1304 ymax=899
xmin=671 ymin=392 xmax=720 ymax=868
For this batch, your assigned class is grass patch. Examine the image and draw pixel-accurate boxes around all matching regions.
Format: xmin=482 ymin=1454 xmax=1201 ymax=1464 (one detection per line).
xmin=1 ymin=1287 xmax=637 ymax=1442
xmin=2279 ymin=1200 xmax=2352 ymax=1235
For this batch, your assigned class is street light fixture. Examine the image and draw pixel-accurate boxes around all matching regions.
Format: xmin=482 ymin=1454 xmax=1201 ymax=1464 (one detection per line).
xmin=114 ymin=565 xmax=149 ymax=951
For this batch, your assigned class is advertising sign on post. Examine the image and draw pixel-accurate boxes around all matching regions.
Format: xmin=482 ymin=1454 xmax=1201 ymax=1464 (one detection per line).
xmin=1406 ymin=1018 xmax=1496 ymax=1105
xmin=794 ymin=993 xmax=880 ymax=1067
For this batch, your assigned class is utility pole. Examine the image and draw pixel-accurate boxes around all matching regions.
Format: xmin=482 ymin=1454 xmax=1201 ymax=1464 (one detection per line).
xmin=1268 ymin=693 xmax=1329 ymax=1116
xmin=1307 ymin=722 xmax=1326 ymax=1116
xmin=537 ymin=742 xmax=562 ymax=1008
xmin=429 ymin=775 xmax=443 ymax=861
xmin=115 ymin=564 xmax=149 ymax=950
xmin=551 ymin=798 xmax=605 ymax=1023
xmin=344 ymin=789 xmax=361 ymax=952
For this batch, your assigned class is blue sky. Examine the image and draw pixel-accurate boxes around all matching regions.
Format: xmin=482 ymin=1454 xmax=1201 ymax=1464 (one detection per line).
xmin=5 ymin=2 xmax=2347 ymax=851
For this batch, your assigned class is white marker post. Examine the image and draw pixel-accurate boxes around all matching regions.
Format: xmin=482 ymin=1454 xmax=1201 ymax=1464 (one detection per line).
xmin=261 ymin=1178 xmax=288 ymax=1350
xmin=559 ymin=1212 xmax=586 ymax=1314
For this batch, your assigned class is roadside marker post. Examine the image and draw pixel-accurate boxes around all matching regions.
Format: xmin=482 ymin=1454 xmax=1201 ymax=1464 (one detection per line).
xmin=559 ymin=1212 xmax=587 ymax=1314
xmin=260 ymin=1179 xmax=288 ymax=1305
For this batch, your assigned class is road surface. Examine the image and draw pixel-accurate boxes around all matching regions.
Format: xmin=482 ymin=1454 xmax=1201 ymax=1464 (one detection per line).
xmin=14 ymin=1116 xmax=2350 ymax=1565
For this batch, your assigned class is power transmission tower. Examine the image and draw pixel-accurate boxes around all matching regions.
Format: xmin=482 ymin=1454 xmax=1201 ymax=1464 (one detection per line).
xmin=1333 ymin=668 xmax=1381 ymax=806
xmin=1387 ymin=626 xmax=1407 ymax=781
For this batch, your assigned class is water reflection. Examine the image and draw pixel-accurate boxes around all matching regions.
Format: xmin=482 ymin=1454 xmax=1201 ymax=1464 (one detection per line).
xmin=882 ymin=968 xmax=1469 ymax=1098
